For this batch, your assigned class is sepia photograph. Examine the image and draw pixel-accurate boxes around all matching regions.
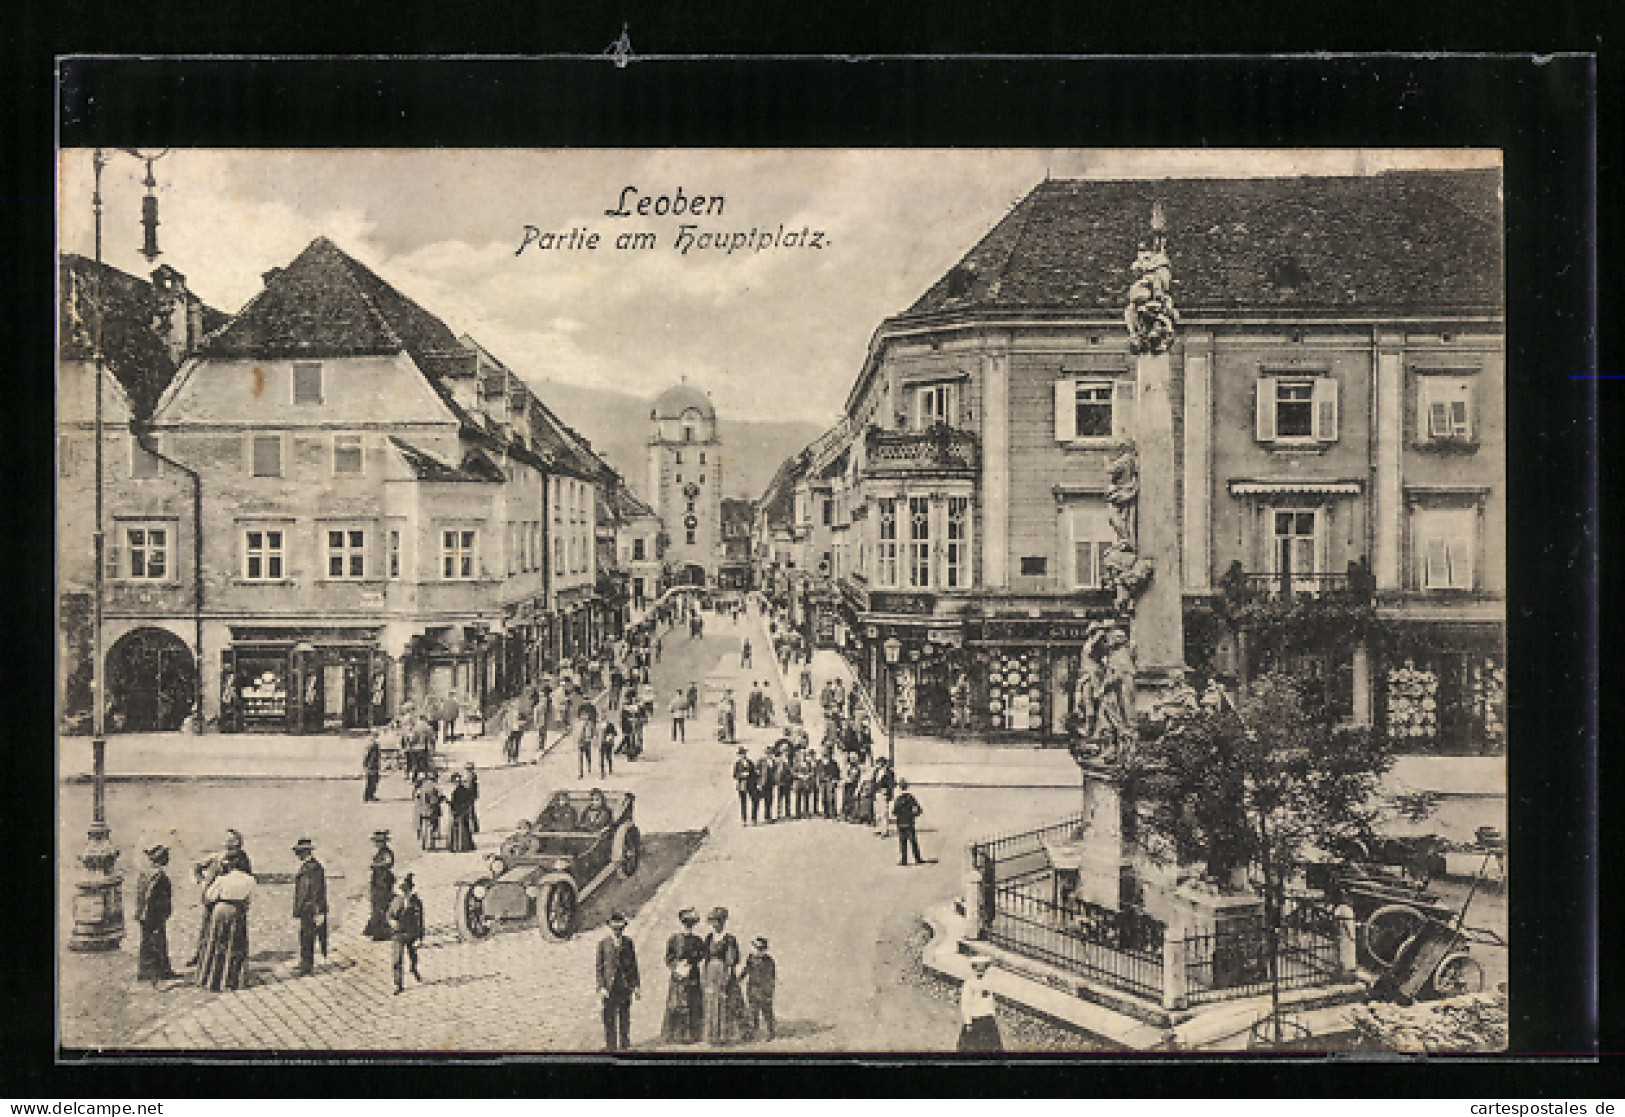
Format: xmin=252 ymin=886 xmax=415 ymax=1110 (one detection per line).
xmin=55 ymin=146 xmax=1511 ymax=1056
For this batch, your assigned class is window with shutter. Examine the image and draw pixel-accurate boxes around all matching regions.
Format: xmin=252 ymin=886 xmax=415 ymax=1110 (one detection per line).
xmin=1068 ymin=502 xmax=1113 ymax=589
xmin=1313 ymin=377 xmax=1339 ymax=442
xmin=1053 ymin=379 xmax=1076 ymax=442
xmin=1414 ymin=505 xmax=1476 ymax=590
xmin=1419 ymin=376 xmax=1476 ymax=443
xmin=1275 ymin=380 xmax=1316 ymax=439
xmin=1111 ymin=377 xmax=1136 ymax=440
xmin=1255 ymin=377 xmax=1278 ymax=442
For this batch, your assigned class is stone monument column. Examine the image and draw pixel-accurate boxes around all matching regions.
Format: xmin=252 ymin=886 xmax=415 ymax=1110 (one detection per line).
xmin=1123 ymin=202 xmax=1185 ymax=688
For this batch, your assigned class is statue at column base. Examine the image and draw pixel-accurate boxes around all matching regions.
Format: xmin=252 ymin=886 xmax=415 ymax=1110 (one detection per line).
xmin=1102 ymin=545 xmax=1155 ymax=615
xmin=1068 ymin=625 xmax=1139 ymax=768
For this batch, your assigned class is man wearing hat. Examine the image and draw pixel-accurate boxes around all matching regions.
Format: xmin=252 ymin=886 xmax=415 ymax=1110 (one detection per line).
xmin=362 ymin=734 xmax=383 ymax=802
xmin=892 ymin=779 xmax=925 ymax=866
xmin=188 ymin=829 xmax=250 ymax=968
xmin=291 ymin=837 xmax=327 ymax=976
xmin=595 ymin=911 xmax=640 ymax=1052
xmin=576 ymin=703 xmax=601 ymax=780
xmin=464 ymin=761 xmax=481 ymax=833
xmin=742 ymin=935 xmax=777 ymax=1041
xmin=387 ymin=873 xmax=424 ymax=994
xmin=363 ymin=830 xmax=395 ymax=941
xmin=134 ymin=844 xmax=175 ymax=985
xmin=732 ymin=748 xmax=756 ymax=825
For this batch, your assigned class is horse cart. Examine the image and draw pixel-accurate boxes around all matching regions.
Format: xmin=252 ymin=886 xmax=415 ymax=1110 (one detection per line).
xmin=454 ymin=788 xmax=640 ymax=941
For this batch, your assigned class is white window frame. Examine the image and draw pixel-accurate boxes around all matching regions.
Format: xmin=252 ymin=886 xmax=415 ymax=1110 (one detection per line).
xmin=944 ymin=496 xmax=971 ymax=589
xmin=242 ymin=526 xmax=287 ymax=582
xmin=876 ymin=497 xmax=899 ymax=587
xmin=915 ymin=382 xmax=957 ymax=430
xmin=441 ymin=528 xmax=478 ymax=580
xmin=1067 ymin=502 xmax=1114 ymax=590
xmin=1418 ymin=374 xmax=1476 ymax=444
xmin=907 ymin=495 xmax=932 ymax=589
xmin=116 ymin=521 xmax=174 ymax=582
xmin=324 ymin=526 xmax=368 ymax=580
xmin=1055 ymin=375 xmax=1133 ymax=443
xmin=1267 ymin=506 xmax=1325 ymax=592
xmin=1256 ymin=375 xmax=1339 ymax=444
xmin=1413 ymin=505 xmax=1477 ymax=591
xmin=291 ymin=361 xmax=324 ymax=406
xmin=249 ymin=433 xmax=285 ymax=478
xmin=332 ymin=433 xmax=364 ymax=476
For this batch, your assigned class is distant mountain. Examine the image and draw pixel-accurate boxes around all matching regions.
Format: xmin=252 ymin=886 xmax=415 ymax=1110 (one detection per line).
xmin=523 ymin=378 xmax=824 ymax=503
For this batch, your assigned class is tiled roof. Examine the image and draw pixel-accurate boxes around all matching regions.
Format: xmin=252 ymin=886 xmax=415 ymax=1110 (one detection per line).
xmin=608 ymin=484 xmax=658 ymax=521
xmin=59 ymin=255 xmax=228 ymax=418
xmin=199 ymin=238 xmax=478 ymax=377
xmin=901 ymin=170 xmax=1503 ymax=320
xmin=387 ymin=436 xmax=502 ymax=483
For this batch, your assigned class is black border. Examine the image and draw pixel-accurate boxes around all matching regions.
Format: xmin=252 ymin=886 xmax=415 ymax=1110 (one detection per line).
xmin=8 ymin=51 xmax=1607 ymax=1098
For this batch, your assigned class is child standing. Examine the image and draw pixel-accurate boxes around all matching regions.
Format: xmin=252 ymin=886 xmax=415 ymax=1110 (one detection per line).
xmin=742 ymin=936 xmax=777 ymax=1040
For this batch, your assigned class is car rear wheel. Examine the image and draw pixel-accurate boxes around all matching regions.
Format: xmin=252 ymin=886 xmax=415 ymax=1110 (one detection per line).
xmin=1364 ymin=903 xmax=1427 ymax=969
xmin=1432 ymin=952 xmax=1486 ymax=997
xmin=544 ymin=880 xmax=578 ymax=939
xmin=614 ymin=825 xmax=641 ymax=878
xmin=455 ymin=882 xmax=493 ymax=941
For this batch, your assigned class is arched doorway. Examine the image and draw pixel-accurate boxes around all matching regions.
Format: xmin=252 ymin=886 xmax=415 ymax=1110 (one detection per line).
xmin=106 ymin=628 xmax=196 ymax=732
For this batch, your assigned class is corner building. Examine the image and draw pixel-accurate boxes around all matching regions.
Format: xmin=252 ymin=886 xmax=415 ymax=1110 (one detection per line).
xmin=809 ymin=171 xmax=1504 ymax=753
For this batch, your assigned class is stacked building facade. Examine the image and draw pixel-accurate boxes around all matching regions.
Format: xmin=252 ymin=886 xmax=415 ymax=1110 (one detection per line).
xmin=761 ymin=170 xmax=1506 ymax=754
xmin=59 ymin=237 xmax=646 ymax=735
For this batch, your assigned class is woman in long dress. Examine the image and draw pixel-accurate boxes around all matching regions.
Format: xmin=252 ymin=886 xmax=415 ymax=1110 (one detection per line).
xmin=362 ymin=831 xmax=395 ymax=940
xmin=700 ymin=907 xmax=751 ymax=1045
xmin=660 ymin=908 xmax=706 ymax=1044
xmin=415 ymin=776 xmax=442 ymax=851
xmin=446 ymin=773 xmax=477 ymax=852
xmin=196 ymin=853 xmax=254 ymax=992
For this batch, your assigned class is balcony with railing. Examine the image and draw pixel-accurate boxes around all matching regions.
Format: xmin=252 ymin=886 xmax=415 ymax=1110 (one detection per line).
xmin=862 ymin=424 xmax=979 ymax=478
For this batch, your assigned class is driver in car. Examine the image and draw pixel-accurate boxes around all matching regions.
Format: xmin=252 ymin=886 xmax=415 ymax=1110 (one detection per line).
xmin=579 ymin=789 xmax=614 ymax=831
xmin=537 ymin=792 xmax=579 ymax=832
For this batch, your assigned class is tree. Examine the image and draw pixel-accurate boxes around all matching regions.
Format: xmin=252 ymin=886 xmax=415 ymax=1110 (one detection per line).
xmin=1123 ymin=670 xmax=1399 ymax=1040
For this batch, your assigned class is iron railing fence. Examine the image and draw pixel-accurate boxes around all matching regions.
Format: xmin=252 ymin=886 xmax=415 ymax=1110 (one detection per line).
xmin=987 ymin=873 xmax=1166 ymax=1001
xmin=969 ymin=813 xmax=1086 ymax=885
xmin=1183 ymin=900 xmax=1342 ymax=1005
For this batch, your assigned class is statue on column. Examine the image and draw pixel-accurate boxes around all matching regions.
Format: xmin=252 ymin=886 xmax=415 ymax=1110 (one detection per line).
xmin=1124 ymin=209 xmax=1179 ymax=356
xmin=1069 ymin=622 xmax=1139 ymax=766
xmin=1101 ymin=443 xmax=1155 ymax=616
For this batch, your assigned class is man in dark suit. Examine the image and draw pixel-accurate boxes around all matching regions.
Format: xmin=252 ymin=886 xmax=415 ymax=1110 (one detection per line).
xmin=291 ymin=837 xmax=327 ymax=975
xmin=892 ymin=780 xmax=926 ymax=866
xmin=362 ymin=736 xmax=382 ymax=802
xmin=595 ymin=911 xmax=640 ymax=1051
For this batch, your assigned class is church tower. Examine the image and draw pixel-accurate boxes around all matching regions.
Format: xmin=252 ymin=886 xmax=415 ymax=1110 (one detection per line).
xmin=648 ymin=380 xmax=723 ymax=586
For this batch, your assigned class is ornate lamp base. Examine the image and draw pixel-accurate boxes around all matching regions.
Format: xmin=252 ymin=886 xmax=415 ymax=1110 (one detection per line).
xmin=67 ymin=819 xmax=124 ymax=953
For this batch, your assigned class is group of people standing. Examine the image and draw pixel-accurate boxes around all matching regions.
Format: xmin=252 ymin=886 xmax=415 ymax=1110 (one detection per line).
xmin=412 ymin=762 xmax=480 ymax=852
xmin=132 ymin=828 xmax=331 ymax=994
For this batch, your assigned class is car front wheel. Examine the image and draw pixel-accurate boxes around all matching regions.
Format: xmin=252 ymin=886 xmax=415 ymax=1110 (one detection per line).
xmin=544 ymin=880 xmax=578 ymax=939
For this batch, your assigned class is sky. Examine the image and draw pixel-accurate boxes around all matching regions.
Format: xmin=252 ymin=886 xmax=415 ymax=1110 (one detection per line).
xmin=58 ymin=148 xmax=1499 ymax=427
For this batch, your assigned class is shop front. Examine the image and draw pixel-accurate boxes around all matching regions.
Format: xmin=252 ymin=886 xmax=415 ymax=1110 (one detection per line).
xmin=402 ymin=625 xmax=494 ymax=721
xmin=964 ymin=613 xmax=1118 ymax=744
xmin=220 ymin=627 xmax=385 ymax=734
xmin=1377 ymin=621 xmax=1506 ymax=755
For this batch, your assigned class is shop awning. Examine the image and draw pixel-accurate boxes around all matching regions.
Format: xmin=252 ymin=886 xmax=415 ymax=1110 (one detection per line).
xmin=1228 ymin=479 xmax=1363 ymax=496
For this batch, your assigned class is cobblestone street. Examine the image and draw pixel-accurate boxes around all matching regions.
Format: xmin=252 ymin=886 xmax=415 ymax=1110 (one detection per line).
xmin=63 ymin=608 xmax=1098 ymax=1053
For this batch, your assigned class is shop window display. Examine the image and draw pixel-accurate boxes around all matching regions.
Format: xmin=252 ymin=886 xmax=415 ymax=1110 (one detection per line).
xmin=978 ymin=648 xmax=1046 ymax=732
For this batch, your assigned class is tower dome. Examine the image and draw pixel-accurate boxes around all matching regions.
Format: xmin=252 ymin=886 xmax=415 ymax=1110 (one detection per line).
xmin=652 ymin=383 xmax=716 ymax=422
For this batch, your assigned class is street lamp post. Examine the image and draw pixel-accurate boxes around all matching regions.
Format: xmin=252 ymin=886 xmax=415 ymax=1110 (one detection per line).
xmin=68 ymin=148 xmax=166 ymax=953
xmin=882 ymin=635 xmax=902 ymax=767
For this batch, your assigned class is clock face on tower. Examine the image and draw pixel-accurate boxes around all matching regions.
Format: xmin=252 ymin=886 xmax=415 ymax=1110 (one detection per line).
xmin=683 ymin=482 xmax=700 ymax=499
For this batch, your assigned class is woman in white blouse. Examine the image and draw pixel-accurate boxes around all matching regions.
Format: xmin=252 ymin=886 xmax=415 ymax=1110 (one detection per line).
xmin=196 ymin=855 xmax=255 ymax=992
xmin=957 ymin=955 xmax=1003 ymax=1052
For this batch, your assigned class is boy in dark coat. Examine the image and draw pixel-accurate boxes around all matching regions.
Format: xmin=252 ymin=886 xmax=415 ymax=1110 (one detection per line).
xmin=388 ymin=873 xmax=424 ymax=993
xmin=742 ymin=936 xmax=777 ymax=1040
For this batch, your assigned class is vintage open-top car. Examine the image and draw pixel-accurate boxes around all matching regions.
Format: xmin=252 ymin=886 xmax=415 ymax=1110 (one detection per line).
xmin=454 ymin=788 xmax=639 ymax=941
